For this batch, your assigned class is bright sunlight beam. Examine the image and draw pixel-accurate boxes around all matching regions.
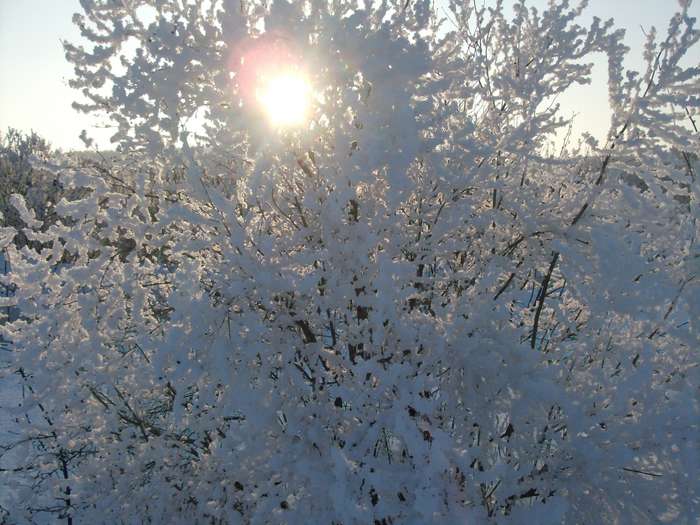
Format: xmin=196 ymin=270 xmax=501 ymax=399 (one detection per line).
xmin=256 ymin=73 xmax=311 ymax=128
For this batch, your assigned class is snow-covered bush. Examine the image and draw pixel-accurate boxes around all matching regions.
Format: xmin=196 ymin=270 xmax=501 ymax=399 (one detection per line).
xmin=1 ymin=1 xmax=698 ymax=523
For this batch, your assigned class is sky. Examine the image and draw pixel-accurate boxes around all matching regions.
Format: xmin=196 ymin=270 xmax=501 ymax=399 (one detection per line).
xmin=0 ymin=0 xmax=698 ymax=151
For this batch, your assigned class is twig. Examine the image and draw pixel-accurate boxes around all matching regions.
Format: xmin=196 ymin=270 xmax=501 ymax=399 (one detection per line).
xmin=622 ymin=467 xmax=663 ymax=478
xmin=494 ymin=272 xmax=515 ymax=300
xmin=531 ymin=252 xmax=559 ymax=349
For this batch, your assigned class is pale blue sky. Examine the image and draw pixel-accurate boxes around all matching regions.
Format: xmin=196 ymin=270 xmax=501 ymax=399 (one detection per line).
xmin=0 ymin=0 xmax=697 ymax=151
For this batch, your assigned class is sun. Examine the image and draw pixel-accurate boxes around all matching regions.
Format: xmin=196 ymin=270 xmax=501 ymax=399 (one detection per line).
xmin=256 ymin=72 xmax=311 ymax=127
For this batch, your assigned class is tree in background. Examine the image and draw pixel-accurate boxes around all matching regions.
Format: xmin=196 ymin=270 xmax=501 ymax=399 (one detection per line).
xmin=0 ymin=129 xmax=58 ymax=246
xmin=1 ymin=0 xmax=698 ymax=523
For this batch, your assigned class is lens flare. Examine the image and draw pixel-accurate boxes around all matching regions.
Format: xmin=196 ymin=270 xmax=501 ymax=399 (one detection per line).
xmin=256 ymin=73 xmax=311 ymax=127
xmin=229 ymin=34 xmax=312 ymax=128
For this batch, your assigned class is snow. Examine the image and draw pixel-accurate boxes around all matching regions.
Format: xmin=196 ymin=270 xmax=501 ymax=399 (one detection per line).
xmin=1 ymin=0 xmax=699 ymax=523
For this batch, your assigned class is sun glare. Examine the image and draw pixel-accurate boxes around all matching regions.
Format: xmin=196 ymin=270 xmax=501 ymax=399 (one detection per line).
xmin=256 ymin=73 xmax=311 ymax=127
